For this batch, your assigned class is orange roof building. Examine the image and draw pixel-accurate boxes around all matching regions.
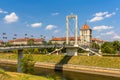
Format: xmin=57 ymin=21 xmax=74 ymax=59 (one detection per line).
xmin=50 ymin=37 xmax=81 ymax=45
xmin=50 ymin=24 xmax=104 ymax=45
xmin=80 ymin=24 xmax=92 ymax=45
xmin=8 ymin=38 xmax=45 ymax=45
xmin=0 ymin=40 xmax=4 ymax=46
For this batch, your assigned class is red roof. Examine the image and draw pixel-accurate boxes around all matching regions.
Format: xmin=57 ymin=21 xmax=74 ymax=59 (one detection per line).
xmin=81 ymin=24 xmax=90 ymax=29
xmin=51 ymin=37 xmax=80 ymax=41
xmin=0 ymin=40 xmax=3 ymax=43
xmin=92 ymin=38 xmax=105 ymax=42
xmin=8 ymin=38 xmax=44 ymax=42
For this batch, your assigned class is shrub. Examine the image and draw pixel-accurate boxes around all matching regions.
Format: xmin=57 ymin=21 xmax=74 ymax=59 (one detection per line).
xmin=20 ymin=54 xmax=36 ymax=74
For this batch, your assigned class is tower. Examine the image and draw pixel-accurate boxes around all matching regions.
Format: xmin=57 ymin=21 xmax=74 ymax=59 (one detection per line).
xmin=80 ymin=24 xmax=92 ymax=46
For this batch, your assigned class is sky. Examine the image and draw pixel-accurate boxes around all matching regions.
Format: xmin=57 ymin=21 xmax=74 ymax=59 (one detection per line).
xmin=0 ymin=0 xmax=120 ymax=41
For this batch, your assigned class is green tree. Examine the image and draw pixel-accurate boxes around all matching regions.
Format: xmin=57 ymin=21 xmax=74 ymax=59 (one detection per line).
xmin=34 ymin=48 xmax=39 ymax=54
xmin=23 ymin=48 xmax=34 ymax=54
xmin=101 ymin=42 xmax=115 ymax=54
xmin=27 ymin=39 xmax=34 ymax=45
xmin=12 ymin=49 xmax=18 ymax=54
xmin=91 ymin=42 xmax=100 ymax=49
xmin=47 ymin=41 xmax=52 ymax=45
xmin=113 ymin=41 xmax=120 ymax=53
xmin=20 ymin=54 xmax=35 ymax=74
xmin=42 ymin=41 xmax=47 ymax=44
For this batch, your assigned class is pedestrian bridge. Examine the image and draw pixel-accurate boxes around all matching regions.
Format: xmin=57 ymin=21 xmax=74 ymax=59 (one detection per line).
xmin=0 ymin=44 xmax=77 ymax=51
xmin=0 ymin=44 xmax=101 ymax=73
xmin=0 ymin=44 xmax=101 ymax=56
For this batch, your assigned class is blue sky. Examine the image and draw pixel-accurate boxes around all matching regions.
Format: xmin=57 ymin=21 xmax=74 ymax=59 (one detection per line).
xmin=0 ymin=0 xmax=120 ymax=41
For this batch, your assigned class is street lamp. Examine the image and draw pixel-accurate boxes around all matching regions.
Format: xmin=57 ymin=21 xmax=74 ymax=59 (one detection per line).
xmin=13 ymin=34 xmax=17 ymax=45
xmin=2 ymin=33 xmax=7 ymax=46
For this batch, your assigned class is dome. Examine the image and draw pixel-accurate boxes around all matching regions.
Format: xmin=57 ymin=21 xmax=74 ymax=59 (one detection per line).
xmin=81 ymin=24 xmax=90 ymax=29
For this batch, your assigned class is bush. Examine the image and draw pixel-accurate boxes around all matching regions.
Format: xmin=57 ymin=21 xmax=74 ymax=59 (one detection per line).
xmin=20 ymin=54 xmax=36 ymax=74
xmin=34 ymin=48 xmax=39 ymax=54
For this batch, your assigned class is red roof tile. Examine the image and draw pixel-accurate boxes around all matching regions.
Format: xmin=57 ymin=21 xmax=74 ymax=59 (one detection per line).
xmin=0 ymin=40 xmax=3 ymax=43
xmin=51 ymin=37 xmax=80 ymax=41
xmin=8 ymin=38 xmax=44 ymax=42
xmin=92 ymin=38 xmax=105 ymax=42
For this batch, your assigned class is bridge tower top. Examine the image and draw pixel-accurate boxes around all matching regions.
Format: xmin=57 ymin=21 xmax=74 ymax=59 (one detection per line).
xmin=66 ymin=14 xmax=78 ymax=47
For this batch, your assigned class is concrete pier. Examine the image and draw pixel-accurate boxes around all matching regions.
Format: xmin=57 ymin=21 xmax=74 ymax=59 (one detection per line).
xmin=66 ymin=47 xmax=78 ymax=56
xmin=17 ymin=50 xmax=23 ymax=73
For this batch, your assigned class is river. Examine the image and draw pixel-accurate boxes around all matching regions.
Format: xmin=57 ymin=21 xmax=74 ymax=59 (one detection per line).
xmin=0 ymin=64 xmax=120 ymax=80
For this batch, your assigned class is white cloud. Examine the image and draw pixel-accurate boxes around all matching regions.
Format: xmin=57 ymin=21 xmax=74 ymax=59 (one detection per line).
xmin=46 ymin=24 xmax=57 ymax=30
xmin=95 ymin=12 xmax=108 ymax=17
xmin=105 ymin=31 xmax=115 ymax=35
xmin=89 ymin=11 xmax=116 ymax=22
xmin=4 ymin=12 xmax=19 ymax=23
xmin=105 ymin=12 xmax=116 ymax=18
xmin=89 ymin=16 xmax=104 ymax=22
xmin=113 ymin=34 xmax=120 ymax=40
xmin=30 ymin=22 xmax=42 ymax=28
xmin=93 ymin=25 xmax=113 ymax=31
xmin=54 ymin=30 xmax=60 ymax=33
xmin=100 ymin=31 xmax=115 ymax=35
xmin=51 ymin=12 xmax=59 ymax=16
xmin=0 ymin=8 xmax=8 ymax=14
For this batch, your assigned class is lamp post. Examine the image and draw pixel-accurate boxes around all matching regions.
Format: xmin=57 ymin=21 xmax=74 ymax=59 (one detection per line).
xmin=25 ymin=34 xmax=27 ymax=38
xmin=25 ymin=34 xmax=28 ymax=45
xmin=13 ymin=34 xmax=17 ymax=45
xmin=2 ymin=33 xmax=7 ymax=46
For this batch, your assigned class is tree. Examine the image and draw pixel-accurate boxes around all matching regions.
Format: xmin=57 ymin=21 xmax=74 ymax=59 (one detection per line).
xmin=21 ymin=54 xmax=35 ymax=74
xmin=91 ymin=42 xmax=100 ymax=49
xmin=27 ymin=39 xmax=34 ymax=45
xmin=42 ymin=41 xmax=47 ymax=45
xmin=47 ymin=41 xmax=52 ymax=45
xmin=34 ymin=48 xmax=39 ymax=54
xmin=113 ymin=41 xmax=120 ymax=53
xmin=101 ymin=42 xmax=115 ymax=54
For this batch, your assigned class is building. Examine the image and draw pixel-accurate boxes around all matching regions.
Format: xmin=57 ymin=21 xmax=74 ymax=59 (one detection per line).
xmin=92 ymin=38 xmax=105 ymax=45
xmin=0 ymin=40 xmax=4 ymax=46
xmin=50 ymin=24 xmax=104 ymax=45
xmin=50 ymin=37 xmax=80 ymax=45
xmin=8 ymin=38 xmax=45 ymax=45
xmin=80 ymin=24 xmax=92 ymax=46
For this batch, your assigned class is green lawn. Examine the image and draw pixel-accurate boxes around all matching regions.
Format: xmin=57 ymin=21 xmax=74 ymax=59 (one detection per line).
xmin=0 ymin=68 xmax=52 ymax=80
xmin=0 ymin=53 xmax=120 ymax=69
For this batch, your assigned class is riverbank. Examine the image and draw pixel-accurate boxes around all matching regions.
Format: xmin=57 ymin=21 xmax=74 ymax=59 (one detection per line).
xmin=0 ymin=53 xmax=120 ymax=69
xmin=0 ymin=59 xmax=120 ymax=78
xmin=0 ymin=68 xmax=52 ymax=80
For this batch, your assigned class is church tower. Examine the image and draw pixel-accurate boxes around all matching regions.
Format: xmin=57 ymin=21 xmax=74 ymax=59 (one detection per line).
xmin=80 ymin=24 xmax=92 ymax=46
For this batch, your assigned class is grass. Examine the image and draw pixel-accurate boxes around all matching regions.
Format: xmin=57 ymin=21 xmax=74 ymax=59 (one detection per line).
xmin=0 ymin=69 xmax=10 ymax=80
xmin=0 ymin=68 xmax=53 ymax=80
xmin=0 ymin=53 xmax=120 ymax=69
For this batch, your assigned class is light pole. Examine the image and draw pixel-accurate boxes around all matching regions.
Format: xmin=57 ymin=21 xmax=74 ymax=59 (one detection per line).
xmin=25 ymin=33 xmax=28 ymax=45
xmin=2 ymin=33 xmax=7 ymax=46
xmin=13 ymin=34 xmax=17 ymax=45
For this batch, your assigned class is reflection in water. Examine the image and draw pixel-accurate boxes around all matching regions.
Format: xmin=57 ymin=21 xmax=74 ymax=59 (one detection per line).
xmin=0 ymin=64 xmax=120 ymax=80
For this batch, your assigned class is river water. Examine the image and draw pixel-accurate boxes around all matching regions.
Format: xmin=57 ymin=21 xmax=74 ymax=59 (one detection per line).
xmin=0 ymin=64 xmax=120 ymax=80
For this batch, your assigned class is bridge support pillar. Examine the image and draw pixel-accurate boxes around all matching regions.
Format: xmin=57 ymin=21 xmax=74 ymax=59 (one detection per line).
xmin=66 ymin=47 xmax=78 ymax=56
xmin=17 ymin=50 xmax=23 ymax=73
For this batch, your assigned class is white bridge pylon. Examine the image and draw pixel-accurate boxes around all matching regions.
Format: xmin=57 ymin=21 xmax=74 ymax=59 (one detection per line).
xmin=66 ymin=14 xmax=78 ymax=47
